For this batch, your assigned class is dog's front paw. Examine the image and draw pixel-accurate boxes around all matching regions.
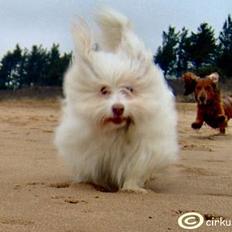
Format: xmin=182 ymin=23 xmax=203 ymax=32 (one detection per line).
xmin=216 ymin=115 xmax=226 ymax=124
xmin=121 ymin=181 xmax=147 ymax=193
xmin=121 ymin=187 xmax=148 ymax=194
xmin=191 ymin=122 xmax=202 ymax=129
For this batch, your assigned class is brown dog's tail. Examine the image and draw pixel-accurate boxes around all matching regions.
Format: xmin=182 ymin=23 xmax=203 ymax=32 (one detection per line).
xmin=223 ymin=96 xmax=232 ymax=120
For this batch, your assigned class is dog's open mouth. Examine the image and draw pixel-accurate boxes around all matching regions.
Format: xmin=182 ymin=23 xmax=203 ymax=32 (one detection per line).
xmin=105 ymin=117 xmax=127 ymax=125
xmin=103 ymin=116 xmax=132 ymax=126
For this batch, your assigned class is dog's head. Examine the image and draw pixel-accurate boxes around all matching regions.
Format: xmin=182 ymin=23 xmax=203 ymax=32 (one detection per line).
xmin=182 ymin=72 xmax=220 ymax=105
xmin=65 ymin=8 xmax=157 ymax=130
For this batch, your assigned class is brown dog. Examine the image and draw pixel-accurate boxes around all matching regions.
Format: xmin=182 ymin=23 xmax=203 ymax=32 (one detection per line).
xmin=182 ymin=72 xmax=232 ymax=133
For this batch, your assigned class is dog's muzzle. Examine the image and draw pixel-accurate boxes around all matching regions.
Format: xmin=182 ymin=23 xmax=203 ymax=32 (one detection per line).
xmin=198 ymin=96 xmax=206 ymax=105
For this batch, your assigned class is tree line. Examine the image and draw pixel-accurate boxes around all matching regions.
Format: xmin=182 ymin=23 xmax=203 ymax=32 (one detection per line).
xmin=0 ymin=15 xmax=232 ymax=90
xmin=0 ymin=44 xmax=71 ymax=90
xmin=155 ymin=15 xmax=232 ymax=80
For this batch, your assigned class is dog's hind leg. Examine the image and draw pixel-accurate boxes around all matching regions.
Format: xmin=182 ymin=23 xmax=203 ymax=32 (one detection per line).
xmin=219 ymin=127 xmax=226 ymax=134
xmin=217 ymin=115 xmax=228 ymax=134
xmin=219 ymin=117 xmax=227 ymax=134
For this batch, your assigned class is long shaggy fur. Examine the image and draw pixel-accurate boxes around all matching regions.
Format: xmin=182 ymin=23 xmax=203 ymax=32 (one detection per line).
xmin=54 ymin=8 xmax=178 ymax=192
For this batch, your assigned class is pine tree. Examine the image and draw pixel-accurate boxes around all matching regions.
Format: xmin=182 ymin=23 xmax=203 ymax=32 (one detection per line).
xmin=187 ymin=23 xmax=217 ymax=69
xmin=154 ymin=26 xmax=179 ymax=76
xmin=46 ymin=44 xmax=61 ymax=86
xmin=0 ymin=44 xmax=25 ymax=89
xmin=44 ymin=44 xmax=72 ymax=86
xmin=217 ymin=15 xmax=232 ymax=78
xmin=176 ymin=27 xmax=190 ymax=76
xmin=24 ymin=45 xmax=49 ymax=86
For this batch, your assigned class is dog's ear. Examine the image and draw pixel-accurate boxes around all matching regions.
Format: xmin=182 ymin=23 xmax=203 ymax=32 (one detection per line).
xmin=182 ymin=72 xmax=199 ymax=95
xmin=207 ymin=72 xmax=219 ymax=83
xmin=96 ymin=8 xmax=152 ymax=77
xmin=95 ymin=7 xmax=131 ymax=52
xmin=71 ymin=19 xmax=102 ymax=79
xmin=71 ymin=18 xmax=94 ymax=60
xmin=207 ymin=72 xmax=220 ymax=90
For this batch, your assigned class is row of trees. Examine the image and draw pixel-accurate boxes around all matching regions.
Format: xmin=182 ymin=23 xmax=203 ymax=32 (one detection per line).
xmin=0 ymin=44 xmax=71 ymax=89
xmin=155 ymin=15 xmax=232 ymax=79
xmin=0 ymin=15 xmax=232 ymax=90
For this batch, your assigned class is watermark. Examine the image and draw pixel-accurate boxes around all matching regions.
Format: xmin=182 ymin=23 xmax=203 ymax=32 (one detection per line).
xmin=206 ymin=217 xmax=232 ymax=227
xmin=178 ymin=212 xmax=204 ymax=230
xmin=178 ymin=212 xmax=232 ymax=230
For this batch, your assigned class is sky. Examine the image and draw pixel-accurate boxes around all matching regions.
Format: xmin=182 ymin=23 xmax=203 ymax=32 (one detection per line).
xmin=0 ymin=0 xmax=232 ymax=56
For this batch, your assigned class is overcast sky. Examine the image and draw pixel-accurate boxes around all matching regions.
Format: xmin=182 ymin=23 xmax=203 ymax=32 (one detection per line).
xmin=0 ymin=0 xmax=232 ymax=56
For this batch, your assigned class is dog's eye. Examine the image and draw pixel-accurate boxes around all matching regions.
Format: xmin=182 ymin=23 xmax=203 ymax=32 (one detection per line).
xmin=100 ymin=86 xmax=111 ymax=96
xmin=120 ymin=86 xmax=134 ymax=97
xmin=125 ymin=86 xmax=134 ymax=93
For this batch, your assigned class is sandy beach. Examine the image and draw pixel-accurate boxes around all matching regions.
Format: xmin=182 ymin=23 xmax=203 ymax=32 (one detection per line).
xmin=0 ymin=99 xmax=231 ymax=232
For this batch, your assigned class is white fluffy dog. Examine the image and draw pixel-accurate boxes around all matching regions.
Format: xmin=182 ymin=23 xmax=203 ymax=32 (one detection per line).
xmin=54 ymin=8 xmax=178 ymax=193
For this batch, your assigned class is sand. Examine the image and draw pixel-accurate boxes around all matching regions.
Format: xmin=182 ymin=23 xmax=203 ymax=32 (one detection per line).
xmin=0 ymin=99 xmax=231 ymax=232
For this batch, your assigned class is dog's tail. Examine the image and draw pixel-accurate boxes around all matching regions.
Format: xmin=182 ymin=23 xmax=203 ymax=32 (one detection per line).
xmin=96 ymin=7 xmax=131 ymax=51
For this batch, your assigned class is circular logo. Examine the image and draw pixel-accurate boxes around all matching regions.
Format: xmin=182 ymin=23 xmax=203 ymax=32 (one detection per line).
xmin=178 ymin=212 xmax=204 ymax=230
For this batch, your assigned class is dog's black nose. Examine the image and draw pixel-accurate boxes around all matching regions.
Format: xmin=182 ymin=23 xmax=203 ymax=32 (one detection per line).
xmin=199 ymin=96 xmax=205 ymax=102
xmin=112 ymin=103 xmax=124 ymax=116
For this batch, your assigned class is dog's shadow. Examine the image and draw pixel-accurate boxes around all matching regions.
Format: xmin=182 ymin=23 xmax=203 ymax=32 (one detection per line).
xmin=190 ymin=131 xmax=232 ymax=141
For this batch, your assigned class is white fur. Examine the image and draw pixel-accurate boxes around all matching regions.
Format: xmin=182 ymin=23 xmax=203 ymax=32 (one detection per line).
xmin=54 ymin=8 xmax=178 ymax=192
